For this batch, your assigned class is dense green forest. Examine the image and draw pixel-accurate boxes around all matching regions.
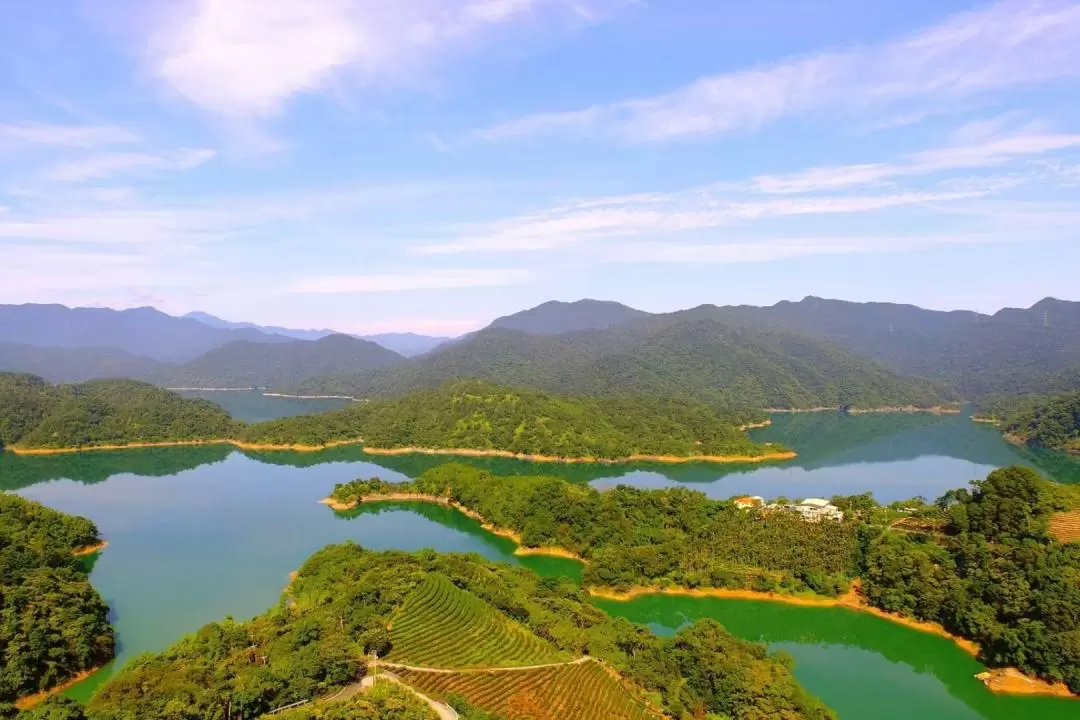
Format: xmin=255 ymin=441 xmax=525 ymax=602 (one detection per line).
xmin=87 ymin=545 xmax=832 ymax=720
xmin=241 ymin=380 xmax=780 ymax=459
xmin=861 ymin=466 xmax=1080 ymax=691
xmin=331 ymin=464 xmax=859 ymax=594
xmin=334 ymin=463 xmax=1080 ymax=692
xmin=0 ymin=374 xmax=238 ymax=450
xmin=977 ymin=392 xmax=1080 ymax=454
xmin=294 ymin=317 xmax=952 ymax=411
xmin=0 ymin=376 xmax=780 ymax=461
xmin=0 ymin=495 xmax=114 ymax=705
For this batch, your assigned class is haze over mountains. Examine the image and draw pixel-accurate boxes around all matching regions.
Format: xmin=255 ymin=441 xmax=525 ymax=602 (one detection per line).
xmin=1 ymin=297 xmax=1078 ymax=410
xmin=181 ymin=311 xmax=449 ymax=356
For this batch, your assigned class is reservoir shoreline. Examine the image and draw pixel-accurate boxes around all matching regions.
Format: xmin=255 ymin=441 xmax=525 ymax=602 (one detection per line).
xmin=6 ymin=441 xmax=796 ymax=464
xmin=329 ymin=492 xmax=1076 ymax=700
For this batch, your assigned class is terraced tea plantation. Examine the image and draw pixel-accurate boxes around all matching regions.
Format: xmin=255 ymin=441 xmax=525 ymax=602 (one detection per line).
xmin=388 ymin=574 xmax=569 ymax=668
xmin=396 ymin=659 xmax=657 ymax=720
xmin=1050 ymin=510 xmax=1080 ymax=543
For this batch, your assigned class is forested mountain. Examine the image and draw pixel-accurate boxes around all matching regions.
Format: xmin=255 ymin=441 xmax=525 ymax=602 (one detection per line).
xmin=240 ymin=379 xmax=780 ymax=459
xmin=296 ymin=316 xmax=952 ymax=410
xmin=708 ymin=296 xmax=1080 ymax=398
xmin=0 ymin=373 xmax=238 ymax=450
xmin=158 ymin=334 xmax=403 ymax=389
xmin=0 ymin=494 xmax=113 ymax=703
xmin=486 ymin=298 xmax=649 ymax=335
xmin=0 ymin=342 xmax=168 ymax=383
xmin=0 ymin=304 xmax=292 ymax=363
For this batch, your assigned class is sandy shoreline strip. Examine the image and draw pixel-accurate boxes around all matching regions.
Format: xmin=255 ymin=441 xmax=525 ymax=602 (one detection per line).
xmin=7 ymin=438 xmax=367 ymax=456
xmin=8 ymin=440 xmax=794 ymax=464
xmin=360 ymin=446 xmax=797 ymax=464
xmin=14 ymin=666 xmax=107 ymax=710
xmin=72 ymin=540 xmax=108 ymax=556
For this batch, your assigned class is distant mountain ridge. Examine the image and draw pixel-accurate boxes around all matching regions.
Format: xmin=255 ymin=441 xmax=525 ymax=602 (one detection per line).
xmin=181 ymin=310 xmax=449 ymax=356
xmin=159 ymin=334 xmax=403 ymax=389
xmin=706 ymin=296 xmax=1080 ymax=397
xmin=3 ymin=297 xmax=1076 ymax=405
xmin=0 ymin=304 xmax=292 ymax=362
xmin=296 ymin=313 xmax=953 ymax=411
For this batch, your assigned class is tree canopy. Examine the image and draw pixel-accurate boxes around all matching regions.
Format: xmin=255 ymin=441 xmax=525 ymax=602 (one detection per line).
xmin=0 ymin=495 xmax=113 ymax=703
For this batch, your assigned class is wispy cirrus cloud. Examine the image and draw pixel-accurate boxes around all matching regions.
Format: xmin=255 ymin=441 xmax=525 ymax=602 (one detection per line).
xmin=43 ymin=148 xmax=217 ymax=182
xmin=414 ymin=186 xmax=997 ymax=254
xmin=608 ymin=235 xmax=1003 ymax=265
xmin=0 ymin=123 xmax=140 ymax=149
xmin=287 ymin=268 xmax=532 ymax=293
xmin=752 ymin=133 xmax=1080 ymax=193
xmin=477 ymin=0 xmax=1080 ymax=143
xmin=145 ymin=0 xmax=629 ymax=123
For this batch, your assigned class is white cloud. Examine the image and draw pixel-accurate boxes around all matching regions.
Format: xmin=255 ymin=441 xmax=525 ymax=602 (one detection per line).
xmin=752 ymin=133 xmax=1080 ymax=193
xmin=609 ymin=235 xmax=1000 ymax=264
xmin=148 ymin=0 xmax=627 ymax=121
xmin=43 ymin=149 xmax=217 ymax=182
xmin=477 ymin=0 xmax=1080 ymax=142
xmin=415 ymin=187 xmax=992 ymax=254
xmin=287 ymin=268 xmax=532 ymax=293
xmin=0 ymin=123 xmax=140 ymax=149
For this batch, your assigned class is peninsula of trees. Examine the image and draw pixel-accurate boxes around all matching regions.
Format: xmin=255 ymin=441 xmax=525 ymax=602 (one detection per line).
xmin=330 ymin=463 xmax=1080 ymax=693
xmin=0 ymin=495 xmax=114 ymax=707
xmin=85 ymin=544 xmax=832 ymax=720
xmin=0 ymin=375 xmax=789 ymax=463
xmin=977 ymin=391 xmax=1080 ymax=454
xmin=0 ymin=373 xmax=237 ymax=450
xmin=240 ymin=380 xmax=787 ymax=461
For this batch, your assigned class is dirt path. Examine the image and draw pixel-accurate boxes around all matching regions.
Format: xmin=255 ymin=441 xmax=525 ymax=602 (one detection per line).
xmin=374 ymin=672 xmax=460 ymax=720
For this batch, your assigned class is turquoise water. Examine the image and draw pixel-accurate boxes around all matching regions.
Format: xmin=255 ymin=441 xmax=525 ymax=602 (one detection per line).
xmin=4 ymin=405 xmax=1079 ymax=718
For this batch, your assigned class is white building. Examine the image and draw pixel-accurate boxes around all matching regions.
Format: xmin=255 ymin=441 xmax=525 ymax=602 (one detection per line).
xmin=792 ymin=498 xmax=844 ymax=522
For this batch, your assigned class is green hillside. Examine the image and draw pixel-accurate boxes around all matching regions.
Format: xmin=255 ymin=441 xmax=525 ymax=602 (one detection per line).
xmin=0 ymin=373 xmax=238 ymax=450
xmin=240 ymin=379 xmax=781 ymax=459
xmin=159 ymin=334 xmax=403 ymax=389
xmin=88 ymin=544 xmax=832 ymax=720
xmin=0 ymin=342 xmax=168 ymax=384
xmin=296 ymin=316 xmax=951 ymax=411
xmin=710 ymin=296 xmax=1080 ymax=398
xmin=0 ymin=495 xmax=114 ymax=703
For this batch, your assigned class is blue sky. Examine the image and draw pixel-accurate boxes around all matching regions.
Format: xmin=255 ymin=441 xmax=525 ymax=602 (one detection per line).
xmin=1 ymin=0 xmax=1079 ymax=335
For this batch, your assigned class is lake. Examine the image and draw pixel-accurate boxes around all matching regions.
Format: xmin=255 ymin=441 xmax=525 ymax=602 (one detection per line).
xmin=4 ymin=403 xmax=1079 ymax=719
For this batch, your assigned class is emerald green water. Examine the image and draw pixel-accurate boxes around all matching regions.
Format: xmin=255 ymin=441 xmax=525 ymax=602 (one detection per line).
xmin=3 ymin=405 xmax=1079 ymax=718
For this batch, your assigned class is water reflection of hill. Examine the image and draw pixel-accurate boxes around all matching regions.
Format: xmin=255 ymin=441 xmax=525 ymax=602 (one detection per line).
xmin=5 ymin=412 xmax=1077 ymax=493
xmin=754 ymin=412 xmax=1021 ymax=470
xmin=595 ymin=595 xmax=1078 ymax=720
xmin=0 ymin=445 xmax=233 ymax=491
